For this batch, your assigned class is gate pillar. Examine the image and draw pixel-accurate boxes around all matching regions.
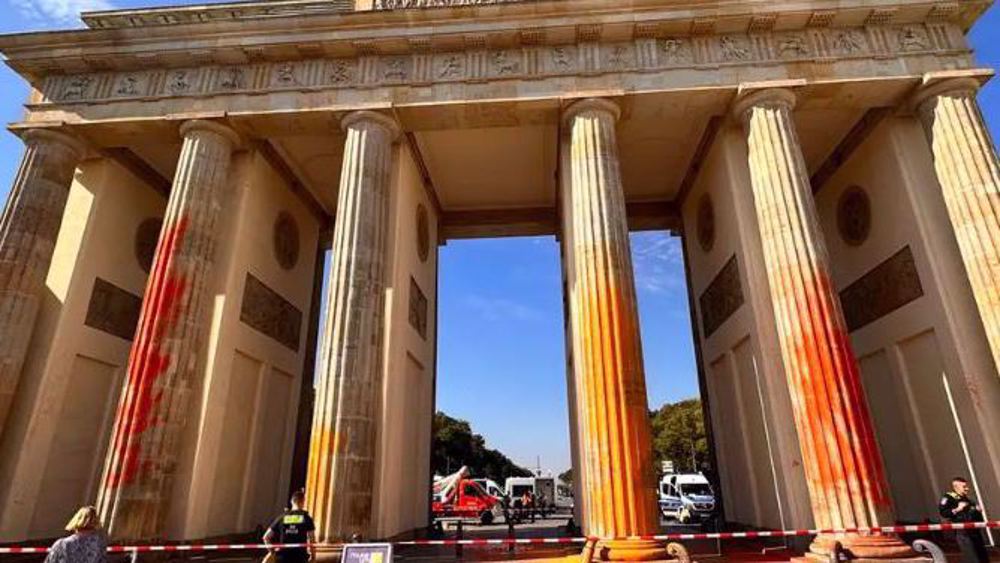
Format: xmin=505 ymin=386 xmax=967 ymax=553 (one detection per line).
xmin=733 ymin=88 xmax=914 ymax=560
xmin=306 ymin=110 xmax=399 ymax=542
xmin=560 ymin=98 xmax=661 ymax=561
xmin=0 ymin=129 xmax=86 ymax=439
xmin=97 ymin=120 xmax=240 ymax=539
xmin=913 ymin=77 xmax=1000 ymax=376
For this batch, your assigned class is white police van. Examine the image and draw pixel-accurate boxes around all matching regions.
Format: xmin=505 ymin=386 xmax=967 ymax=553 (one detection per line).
xmin=658 ymin=473 xmax=716 ymax=523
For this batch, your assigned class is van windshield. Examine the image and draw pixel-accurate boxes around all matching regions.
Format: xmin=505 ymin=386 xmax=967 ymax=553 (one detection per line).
xmin=680 ymin=483 xmax=713 ymax=496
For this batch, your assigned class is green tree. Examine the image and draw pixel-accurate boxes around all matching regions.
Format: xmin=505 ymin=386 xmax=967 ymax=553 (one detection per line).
xmin=649 ymin=398 xmax=709 ymax=474
xmin=558 ymin=468 xmax=573 ymax=488
xmin=557 ymin=468 xmax=574 ymax=497
xmin=432 ymin=412 xmax=532 ymax=482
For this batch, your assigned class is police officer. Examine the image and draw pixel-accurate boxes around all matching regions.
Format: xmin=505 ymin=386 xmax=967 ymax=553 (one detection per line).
xmin=939 ymin=477 xmax=989 ymax=563
xmin=264 ymin=490 xmax=316 ymax=563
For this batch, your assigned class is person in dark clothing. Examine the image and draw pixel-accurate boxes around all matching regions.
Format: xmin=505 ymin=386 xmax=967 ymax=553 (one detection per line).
xmin=521 ymin=491 xmax=535 ymax=523
xmin=939 ymin=477 xmax=989 ymax=563
xmin=264 ymin=490 xmax=317 ymax=563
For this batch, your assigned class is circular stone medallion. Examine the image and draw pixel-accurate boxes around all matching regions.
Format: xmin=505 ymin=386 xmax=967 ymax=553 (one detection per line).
xmin=135 ymin=218 xmax=163 ymax=274
xmin=416 ymin=204 xmax=430 ymax=263
xmin=837 ymin=186 xmax=871 ymax=247
xmin=274 ymin=211 xmax=300 ymax=270
xmin=696 ymin=194 xmax=716 ymax=253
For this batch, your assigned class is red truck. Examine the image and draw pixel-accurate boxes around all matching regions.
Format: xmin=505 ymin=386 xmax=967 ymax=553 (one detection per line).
xmin=432 ymin=467 xmax=502 ymax=525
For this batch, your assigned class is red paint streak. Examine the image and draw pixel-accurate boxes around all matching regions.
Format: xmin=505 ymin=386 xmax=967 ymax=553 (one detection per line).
xmin=103 ymin=216 xmax=190 ymax=490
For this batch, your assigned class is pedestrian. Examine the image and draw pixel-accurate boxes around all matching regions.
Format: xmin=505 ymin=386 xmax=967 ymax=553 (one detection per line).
xmin=264 ymin=490 xmax=317 ymax=563
xmin=521 ymin=491 xmax=535 ymax=523
xmin=939 ymin=477 xmax=989 ymax=563
xmin=44 ymin=506 xmax=107 ymax=563
xmin=536 ymin=490 xmax=548 ymax=519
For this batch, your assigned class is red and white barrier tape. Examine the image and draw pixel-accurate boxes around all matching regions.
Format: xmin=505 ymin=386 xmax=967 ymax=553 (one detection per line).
xmin=396 ymin=520 xmax=1000 ymax=546
xmin=1 ymin=521 xmax=997 ymax=554
xmin=0 ymin=543 xmax=309 ymax=555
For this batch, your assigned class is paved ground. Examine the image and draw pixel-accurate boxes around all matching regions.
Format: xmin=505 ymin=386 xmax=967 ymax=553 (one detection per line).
xmin=392 ymin=513 xmax=784 ymax=562
xmin=4 ymin=513 xmax=996 ymax=562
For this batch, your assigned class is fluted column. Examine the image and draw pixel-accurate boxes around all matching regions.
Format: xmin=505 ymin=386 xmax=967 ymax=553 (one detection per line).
xmin=97 ymin=120 xmax=239 ymax=539
xmin=735 ymin=89 xmax=912 ymax=559
xmin=306 ymin=111 xmax=398 ymax=542
xmin=560 ymin=98 xmax=660 ymax=561
xmin=915 ymin=78 xmax=1000 ymax=376
xmin=0 ymin=129 xmax=85 ymax=438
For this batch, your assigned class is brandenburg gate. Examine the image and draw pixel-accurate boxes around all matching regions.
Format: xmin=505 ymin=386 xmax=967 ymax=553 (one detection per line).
xmin=0 ymin=0 xmax=999 ymax=560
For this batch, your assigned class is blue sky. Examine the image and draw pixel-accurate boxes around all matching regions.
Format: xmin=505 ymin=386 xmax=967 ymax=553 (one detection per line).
xmin=0 ymin=1 xmax=997 ymax=474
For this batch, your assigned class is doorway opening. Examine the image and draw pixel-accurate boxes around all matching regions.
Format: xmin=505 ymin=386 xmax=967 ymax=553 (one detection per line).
xmin=429 ymin=231 xmax=707 ymax=546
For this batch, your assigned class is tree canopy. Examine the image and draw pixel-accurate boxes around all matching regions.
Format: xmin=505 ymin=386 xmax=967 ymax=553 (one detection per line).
xmin=432 ymin=398 xmax=710 ymax=487
xmin=432 ymin=412 xmax=532 ymax=482
xmin=650 ymin=398 xmax=710 ymax=474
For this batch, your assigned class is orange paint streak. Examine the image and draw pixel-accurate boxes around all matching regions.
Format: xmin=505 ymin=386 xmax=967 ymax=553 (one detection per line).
xmin=306 ymin=425 xmax=333 ymax=522
xmin=576 ymin=245 xmax=658 ymax=540
xmin=778 ymin=266 xmax=892 ymax=528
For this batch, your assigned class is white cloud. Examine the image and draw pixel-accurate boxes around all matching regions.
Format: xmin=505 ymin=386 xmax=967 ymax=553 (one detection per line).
xmin=630 ymin=232 xmax=687 ymax=296
xmin=10 ymin=0 xmax=114 ymax=27
xmin=464 ymin=295 xmax=542 ymax=322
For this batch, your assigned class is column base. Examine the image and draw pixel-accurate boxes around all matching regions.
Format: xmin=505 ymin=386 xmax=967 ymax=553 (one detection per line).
xmin=592 ymin=539 xmax=667 ymax=561
xmin=794 ymin=555 xmax=929 ymax=563
xmin=313 ymin=544 xmax=343 ymax=563
xmin=798 ymin=534 xmax=922 ymax=561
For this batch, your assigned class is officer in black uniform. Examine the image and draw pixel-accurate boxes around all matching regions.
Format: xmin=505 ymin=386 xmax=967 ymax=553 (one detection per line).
xmin=939 ymin=477 xmax=989 ymax=563
xmin=264 ymin=490 xmax=316 ymax=563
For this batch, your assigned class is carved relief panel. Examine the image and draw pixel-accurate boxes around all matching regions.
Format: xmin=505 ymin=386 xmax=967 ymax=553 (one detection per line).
xmin=43 ymin=22 xmax=966 ymax=105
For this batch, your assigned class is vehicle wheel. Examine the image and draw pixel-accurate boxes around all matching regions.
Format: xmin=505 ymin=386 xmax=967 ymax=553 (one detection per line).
xmin=481 ymin=511 xmax=494 ymax=525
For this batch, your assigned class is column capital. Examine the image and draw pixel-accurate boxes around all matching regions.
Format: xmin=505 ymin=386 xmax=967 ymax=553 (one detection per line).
xmin=562 ymin=97 xmax=621 ymax=125
xmin=19 ymin=128 xmax=87 ymax=160
xmin=911 ymin=77 xmax=981 ymax=113
xmin=179 ymin=119 xmax=242 ymax=148
xmin=732 ymin=88 xmax=797 ymax=122
xmin=341 ymin=110 xmax=401 ymax=141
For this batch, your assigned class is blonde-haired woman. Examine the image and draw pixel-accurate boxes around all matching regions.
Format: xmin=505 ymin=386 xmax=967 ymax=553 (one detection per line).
xmin=45 ymin=506 xmax=107 ymax=563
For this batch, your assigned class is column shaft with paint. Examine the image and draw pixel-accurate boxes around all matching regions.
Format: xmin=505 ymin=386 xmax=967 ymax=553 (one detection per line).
xmin=306 ymin=111 xmax=398 ymax=541
xmin=560 ymin=98 xmax=660 ymax=561
xmin=97 ymin=120 xmax=239 ymax=539
xmin=735 ymin=89 xmax=911 ymax=559
xmin=915 ymin=78 xmax=1000 ymax=376
xmin=0 ymin=129 xmax=85 ymax=437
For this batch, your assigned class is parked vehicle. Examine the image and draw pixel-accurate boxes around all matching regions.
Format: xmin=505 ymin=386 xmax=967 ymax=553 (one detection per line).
xmin=505 ymin=476 xmax=556 ymax=514
xmin=433 ymin=467 xmax=502 ymax=525
xmin=658 ymin=473 xmax=716 ymax=523
xmin=504 ymin=477 xmax=556 ymax=510
xmin=472 ymin=478 xmax=506 ymax=499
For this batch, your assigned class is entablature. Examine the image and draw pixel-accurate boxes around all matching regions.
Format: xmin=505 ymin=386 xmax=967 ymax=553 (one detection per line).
xmin=0 ymin=0 xmax=987 ymax=83
xmin=10 ymin=22 xmax=979 ymax=128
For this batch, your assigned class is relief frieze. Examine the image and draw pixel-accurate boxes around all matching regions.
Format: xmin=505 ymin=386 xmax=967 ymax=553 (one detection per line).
xmin=85 ymin=278 xmax=143 ymax=341
xmin=776 ymin=33 xmax=810 ymax=58
xmin=839 ymin=246 xmax=924 ymax=332
xmin=240 ymin=273 xmax=303 ymax=351
xmin=699 ymin=255 xmax=744 ymax=339
xmin=376 ymin=0 xmax=525 ymax=8
xmin=41 ymin=22 xmax=964 ymax=105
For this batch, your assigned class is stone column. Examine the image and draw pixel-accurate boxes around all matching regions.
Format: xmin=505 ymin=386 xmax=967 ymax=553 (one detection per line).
xmin=306 ymin=111 xmax=398 ymax=542
xmin=0 ymin=129 xmax=85 ymax=438
xmin=734 ymin=89 xmax=913 ymax=559
xmin=97 ymin=120 xmax=239 ymax=539
xmin=914 ymin=77 xmax=1000 ymax=376
xmin=560 ymin=98 xmax=660 ymax=561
